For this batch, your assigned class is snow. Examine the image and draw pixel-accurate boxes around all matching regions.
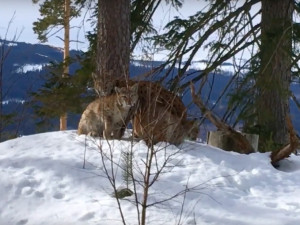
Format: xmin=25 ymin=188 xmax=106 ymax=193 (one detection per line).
xmin=7 ymin=42 xmax=18 ymax=47
xmin=1 ymin=130 xmax=300 ymax=225
xmin=131 ymin=60 xmax=156 ymax=68
xmin=14 ymin=63 xmax=45 ymax=73
xmin=188 ymin=61 xmax=236 ymax=76
xmin=35 ymin=53 xmax=50 ymax=59
xmin=0 ymin=41 xmax=18 ymax=47
xmin=2 ymin=98 xmax=25 ymax=105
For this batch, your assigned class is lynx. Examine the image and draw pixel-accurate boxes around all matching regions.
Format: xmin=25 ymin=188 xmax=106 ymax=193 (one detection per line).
xmin=77 ymin=83 xmax=139 ymax=139
xmin=94 ymin=79 xmax=187 ymax=119
xmin=93 ymin=78 xmax=198 ymax=145
xmin=133 ymin=104 xmax=199 ymax=146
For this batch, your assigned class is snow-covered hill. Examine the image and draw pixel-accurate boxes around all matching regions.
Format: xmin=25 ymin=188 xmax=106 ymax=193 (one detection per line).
xmin=1 ymin=131 xmax=300 ymax=225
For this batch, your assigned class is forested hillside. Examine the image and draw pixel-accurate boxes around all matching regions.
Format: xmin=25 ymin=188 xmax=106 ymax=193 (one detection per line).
xmin=1 ymin=40 xmax=300 ymax=141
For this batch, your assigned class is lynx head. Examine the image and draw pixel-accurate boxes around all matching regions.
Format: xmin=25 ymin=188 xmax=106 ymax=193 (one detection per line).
xmin=115 ymin=83 xmax=139 ymax=108
xmin=184 ymin=119 xmax=199 ymax=141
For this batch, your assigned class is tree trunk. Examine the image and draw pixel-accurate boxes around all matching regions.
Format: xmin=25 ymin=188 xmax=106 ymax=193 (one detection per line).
xmin=256 ymin=0 xmax=293 ymax=148
xmin=0 ymin=44 xmax=3 ymax=141
xmin=60 ymin=0 xmax=70 ymax=131
xmin=95 ymin=0 xmax=131 ymax=96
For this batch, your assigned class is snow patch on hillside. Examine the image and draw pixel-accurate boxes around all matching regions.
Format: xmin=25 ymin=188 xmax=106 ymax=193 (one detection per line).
xmin=131 ymin=60 xmax=157 ymax=68
xmin=14 ymin=63 xmax=46 ymax=73
xmin=35 ymin=53 xmax=50 ymax=59
xmin=188 ymin=60 xmax=237 ymax=75
xmin=0 ymin=41 xmax=18 ymax=47
xmin=2 ymin=98 xmax=25 ymax=105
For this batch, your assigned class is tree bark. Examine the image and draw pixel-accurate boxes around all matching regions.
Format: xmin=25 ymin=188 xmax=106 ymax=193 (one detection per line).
xmin=60 ymin=0 xmax=70 ymax=131
xmin=95 ymin=0 xmax=131 ymax=96
xmin=0 ymin=43 xmax=3 ymax=141
xmin=256 ymin=0 xmax=293 ymax=147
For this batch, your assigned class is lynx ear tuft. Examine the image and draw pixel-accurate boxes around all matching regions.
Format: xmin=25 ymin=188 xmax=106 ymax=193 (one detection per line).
xmin=115 ymin=86 xmax=121 ymax=94
xmin=131 ymin=83 xmax=139 ymax=92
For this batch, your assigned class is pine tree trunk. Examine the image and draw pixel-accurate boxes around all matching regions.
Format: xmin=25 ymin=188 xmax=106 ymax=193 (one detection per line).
xmin=60 ymin=0 xmax=70 ymax=131
xmin=95 ymin=0 xmax=130 ymax=96
xmin=256 ymin=0 xmax=293 ymax=148
xmin=0 ymin=46 xmax=3 ymax=141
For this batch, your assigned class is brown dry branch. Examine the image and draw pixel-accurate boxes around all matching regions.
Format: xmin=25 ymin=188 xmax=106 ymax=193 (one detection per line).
xmin=270 ymin=115 xmax=299 ymax=166
xmin=190 ymin=83 xmax=254 ymax=154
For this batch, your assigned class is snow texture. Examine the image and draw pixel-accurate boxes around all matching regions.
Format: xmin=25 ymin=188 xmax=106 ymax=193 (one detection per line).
xmin=15 ymin=64 xmax=45 ymax=73
xmin=1 ymin=130 xmax=300 ymax=225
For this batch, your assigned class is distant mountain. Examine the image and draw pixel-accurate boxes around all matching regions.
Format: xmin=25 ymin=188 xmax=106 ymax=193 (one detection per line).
xmin=1 ymin=40 xmax=84 ymax=138
xmin=1 ymin=40 xmax=82 ymax=100
xmin=1 ymin=40 xmax=299 ymax=140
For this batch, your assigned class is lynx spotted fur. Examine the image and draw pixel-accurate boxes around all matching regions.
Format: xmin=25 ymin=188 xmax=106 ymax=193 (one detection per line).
xmin=133 ymin=104 xmax=199 ymax=146
xmin=77 ymin=83 xmax=138 ymax=139
xmin=113 ymin=80 xmax=199 ymax=145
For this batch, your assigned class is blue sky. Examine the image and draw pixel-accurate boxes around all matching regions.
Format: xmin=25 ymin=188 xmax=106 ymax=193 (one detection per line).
xmin=1 ymin=0 xmax=238 ymax=61
xmin=0 ymin=0 xmax=204 ymax=50
xmin=0 ymin=0 xmax=93 ymax=51
xmin=0 ymin=0 xmax=40 ymax=42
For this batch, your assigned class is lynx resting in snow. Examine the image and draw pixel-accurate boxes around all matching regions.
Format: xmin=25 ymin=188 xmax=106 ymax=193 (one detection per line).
xmin=77 ymin=83 xmax=139 ymax=139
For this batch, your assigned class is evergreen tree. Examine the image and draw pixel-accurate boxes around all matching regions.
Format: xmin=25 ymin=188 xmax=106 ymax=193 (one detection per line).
xmin=151 ymin=0 xmax=300 ymax=151
xmin=121 ymin=151 xmax=133 ymax=189
xmin=31 ymin=60 xmax=93 ymax=132
xmin=0 ymin=18 xmax=23 ymax=142
xmin=32 ymin=0 xmax=80 ymax=130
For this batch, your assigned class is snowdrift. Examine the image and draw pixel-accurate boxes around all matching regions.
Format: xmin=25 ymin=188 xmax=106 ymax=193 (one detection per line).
xmin=1 ymin=131 xmax=300 ymax=225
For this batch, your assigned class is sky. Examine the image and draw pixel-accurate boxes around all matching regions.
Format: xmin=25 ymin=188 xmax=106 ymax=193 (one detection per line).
xmin=0 ymin=1 xmax=260 ymax=61
xmin=0 ymin=0 xmax=94 ymax=51
xmin=0 ymin=0 xmax=205 ymax=53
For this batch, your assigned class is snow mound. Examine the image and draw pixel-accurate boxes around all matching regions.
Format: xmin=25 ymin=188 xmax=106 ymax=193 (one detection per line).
xmin=1 ymin=130 xmax=300 ymax=225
